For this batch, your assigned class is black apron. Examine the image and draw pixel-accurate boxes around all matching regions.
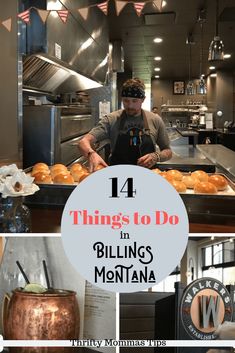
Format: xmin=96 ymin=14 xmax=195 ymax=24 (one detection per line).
xmin=110 ymin=110 xmax=155 ymax=165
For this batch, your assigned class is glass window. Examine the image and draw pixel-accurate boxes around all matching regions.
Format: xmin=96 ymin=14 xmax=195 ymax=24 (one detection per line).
xmin=151 ymin=274 xmax=180 ymax=292
xmin=204 ymin=246 xmax=212 ymax=266
xmin=213 ymin=243 xmax=223 ymax=265
xmin=224 ymin=240 xmax=235 ymax=263
xmin=223 ymin=266 xmax=235 ymax=285
xmin=203 ymin=267 xmax=223 ymax=281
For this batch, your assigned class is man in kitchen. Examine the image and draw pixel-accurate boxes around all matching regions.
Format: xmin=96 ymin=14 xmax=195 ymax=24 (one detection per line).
xmin=78 ymin=78 xmax=172 ymax=172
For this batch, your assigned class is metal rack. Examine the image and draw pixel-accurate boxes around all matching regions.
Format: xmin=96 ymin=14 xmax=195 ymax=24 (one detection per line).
xmin=161 ymin=104 xmax=203 ymax=114
xmin=161 ymin=104 xmax=204 ymax=128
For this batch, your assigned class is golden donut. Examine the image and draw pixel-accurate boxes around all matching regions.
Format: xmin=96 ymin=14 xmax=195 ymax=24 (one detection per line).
xmin=53 ymin=173 xmax=74 ymax=185
xmin=33 ymin=172 xmax=52 ymax=184
xmin=50 ymin=163 xmax=67 ymax=170
xmin=152 ymin=168 xmax=161 ymax=174
xmin=166 ymin=169 xmax=183 ymax=181
xmin=194 ymin=181 xmax=217 ymax=194
xmin=182 ymin=175 xmax=199 ymax=189
xmin=208 ymin=174 xmax=228 ymax=191
xmin=31 ymin=168 xmax=50 ymax=177
xmin=191 ymin=170 xmax=208 ymax=182
xmin=32 ymin=162 xmax=49 ymax=171
xmin=51 ymin=167 xmax=69 ymax=178
xmin=70 ymin=163 xmax=83 ymax=174
xmin=169 ymin=180 xmax=187 ymax=193
xmin=50 ymin=164 xmax=67 ymax=172
xmin=159 ymin=171 xmax=174 ymax=182
xmin=71 ymin=169 xmax=87 ymax=182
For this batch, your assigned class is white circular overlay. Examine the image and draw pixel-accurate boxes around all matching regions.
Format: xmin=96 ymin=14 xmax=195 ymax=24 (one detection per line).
xmin=61 ymin=165 xmax=189 ymax=293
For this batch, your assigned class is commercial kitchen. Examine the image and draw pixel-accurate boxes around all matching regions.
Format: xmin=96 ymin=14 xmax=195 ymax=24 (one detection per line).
xmin=0 ymin=0 xmax=235 ymax=233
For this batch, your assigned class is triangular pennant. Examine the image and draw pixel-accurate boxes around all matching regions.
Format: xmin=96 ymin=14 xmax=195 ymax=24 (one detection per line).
xmin=153 ymin=0 xmax=163 ymax=11
xmin=78 ymin=7 xmax=89 ymax=20
xmin=115 ymin=1 xmax=126 ymax=15
xmin=18 ymin=9 xmax=30 ymax=24
xmin=57 ymin=10 xmax=69 ymax=23
xmin=133 ymin=2 xmax=145 ymax=16
xmin=37 ymin=9 xmax=50 ymax=23
xmin=2 ymin=18 xmax=12 ymax=32
xmin=97 ymin=1 xmax=108 ymax=15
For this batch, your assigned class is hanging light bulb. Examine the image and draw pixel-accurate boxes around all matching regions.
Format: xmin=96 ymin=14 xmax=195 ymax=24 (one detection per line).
xmin=198 ymin=76 xmax=206 ymax=94
xmin=186 ymin=39 xmax=195 ymax=95
xmin=208 ymin=36 xmax=224 ymax=61
xmin=186 ymin=81 xmax=195 ymax=95
xmin=198 ymin=22 xmax=206 ymax=94
xmin=208 ymin=0 xmax=224 ymax=61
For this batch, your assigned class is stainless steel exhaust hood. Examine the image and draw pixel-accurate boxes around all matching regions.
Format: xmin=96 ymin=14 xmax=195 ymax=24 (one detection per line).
xmin=21 ymin=0 xmax=109 ymax=94
xmin=23 ymin=54 xmax=102 ymax=94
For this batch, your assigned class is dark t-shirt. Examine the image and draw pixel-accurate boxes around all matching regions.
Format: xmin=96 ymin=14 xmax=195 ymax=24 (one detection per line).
xmin=89 ymin=109 xmax=170 ymax=152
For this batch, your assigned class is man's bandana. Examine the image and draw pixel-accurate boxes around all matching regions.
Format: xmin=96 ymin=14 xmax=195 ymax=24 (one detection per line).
xmin=121 ymin=86 xmax=145 ymax=99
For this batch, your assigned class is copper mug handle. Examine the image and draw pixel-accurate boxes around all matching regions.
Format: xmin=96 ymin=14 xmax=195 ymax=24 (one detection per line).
xmin=2 ymin=293 xmax=10 ymax=337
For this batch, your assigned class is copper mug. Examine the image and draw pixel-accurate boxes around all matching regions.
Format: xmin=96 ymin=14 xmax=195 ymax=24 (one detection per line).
xmin=3 ymin=288 xmax=80 ymax=353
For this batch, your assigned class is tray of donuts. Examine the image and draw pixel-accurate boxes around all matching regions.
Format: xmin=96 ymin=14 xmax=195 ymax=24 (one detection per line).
xmin=151 ymin=168 xmax=235 ymax=196
xmin=24 ymin=162 xmax=105 ymax=207
xmin=27 ymin=162 xmax=106 ymax=185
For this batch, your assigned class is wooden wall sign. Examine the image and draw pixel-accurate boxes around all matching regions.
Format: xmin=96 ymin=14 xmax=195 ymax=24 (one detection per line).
xmin=180 ymin=277 xmax=233 ymax=340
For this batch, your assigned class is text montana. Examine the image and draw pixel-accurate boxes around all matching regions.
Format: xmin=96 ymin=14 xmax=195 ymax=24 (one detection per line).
xmin=94 ymin=264 xmax=156 ymax=283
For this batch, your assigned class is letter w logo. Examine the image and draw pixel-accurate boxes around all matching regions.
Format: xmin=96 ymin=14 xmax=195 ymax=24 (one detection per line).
xmin=199 ymin=295 xmax=220 ymax=328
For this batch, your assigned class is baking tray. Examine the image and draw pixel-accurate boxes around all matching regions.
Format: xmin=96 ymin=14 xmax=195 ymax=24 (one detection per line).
xmin=24 ymin=140 xmax=111 ymax=207
xmin=25 ymin=183 xmax=76 ymax=207
xmin=158 ymin=158 xmax=216 ymax=173
xmin=24 ymin=166 xmax=77 ymax=208
xmin=158 ymin=163 xmax=215 ymax=173
xmin=179 ymin=173 xmax=235 ymax=196
xmin=24 ymin=166 xmax=235 ymax=218
xmin=178 ymin=173 xmax=235 ymax=219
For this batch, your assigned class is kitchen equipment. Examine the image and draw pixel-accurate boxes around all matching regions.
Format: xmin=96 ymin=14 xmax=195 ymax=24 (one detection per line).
xmin=190 ymin=114 xmax=199 ymax=127
xmin=224 ymin=120 xmax=235 ymax=132
xmin=23 ymin=105 xmax=94 ymax=168
xmin=23 ymin=138 xmax=110 ymax=207
xmin=21 ymin=4 xmax=109 ymax=92
xmin=3 ymin=288 xmax=79 ymax=353
xmin=199 ymin=114 xmax=206 ymax=127
xmin=205 ymin=112 xmax=213 ymax=129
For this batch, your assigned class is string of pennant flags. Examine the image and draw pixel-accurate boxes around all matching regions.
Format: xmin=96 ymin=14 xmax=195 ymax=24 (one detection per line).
xmin=0 ymin=0 xmax=162 ymax=32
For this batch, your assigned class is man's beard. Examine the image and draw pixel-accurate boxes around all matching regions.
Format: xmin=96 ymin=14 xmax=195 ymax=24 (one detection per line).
xmin=125 ymin=108 xmax=139 ymax=116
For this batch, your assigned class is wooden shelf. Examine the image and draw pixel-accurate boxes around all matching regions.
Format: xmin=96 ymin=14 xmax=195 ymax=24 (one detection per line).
xmin=161 ymin=104 xmax=203 ymax=114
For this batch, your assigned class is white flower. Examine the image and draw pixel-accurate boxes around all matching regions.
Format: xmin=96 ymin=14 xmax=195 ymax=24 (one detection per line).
xmin=0 ymin=166 xmax=39 ymax=198
xmin=0 ymin=164 xmax=19 ymax=177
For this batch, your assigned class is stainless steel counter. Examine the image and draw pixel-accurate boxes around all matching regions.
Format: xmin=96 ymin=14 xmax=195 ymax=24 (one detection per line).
xmin=158 ymin=144 xmax=235 ymax=225
xmin=158 ymin=145 xmax=215 ymax=172
xmin=196 ymin=144 xmax=235 ymax=182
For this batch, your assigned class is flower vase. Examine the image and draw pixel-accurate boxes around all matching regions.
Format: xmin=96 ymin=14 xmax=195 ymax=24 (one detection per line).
xmin=0 ymin=196 xmax=31 ymax=233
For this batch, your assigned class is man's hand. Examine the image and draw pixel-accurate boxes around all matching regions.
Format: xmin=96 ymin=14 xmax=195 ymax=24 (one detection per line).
xmin=88 ymin=152 xmax=108 ymax=172
xmin=137 ymin=152 xmax=159 ymax=168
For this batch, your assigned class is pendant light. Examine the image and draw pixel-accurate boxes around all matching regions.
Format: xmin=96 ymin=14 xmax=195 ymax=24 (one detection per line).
xmin=186 ymin=38 xmax=195 ymax=95
xmin=198 ymin=22 xmax=206 ymax=94
xmin=208 ymin=0 xmax=224 ymax=61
